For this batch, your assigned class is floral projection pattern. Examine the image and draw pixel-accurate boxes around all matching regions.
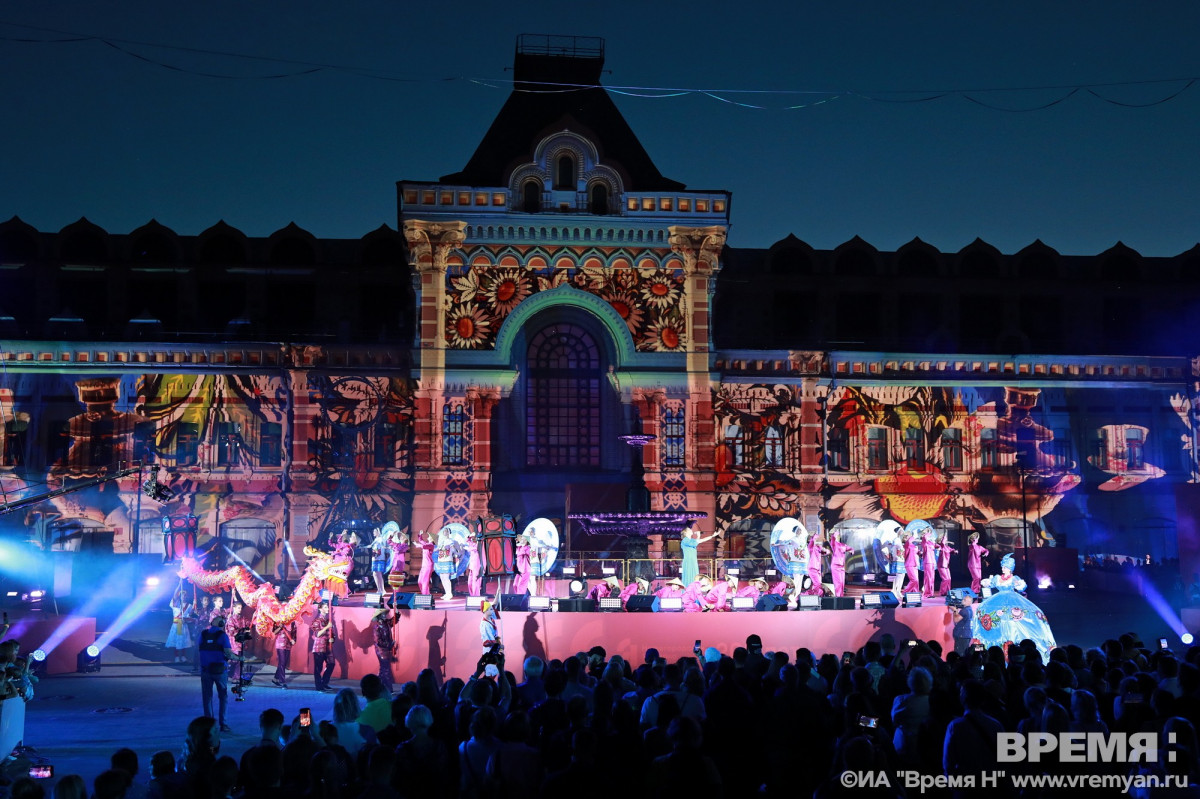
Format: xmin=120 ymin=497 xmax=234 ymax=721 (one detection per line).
xmin=444 ymin=248 xmax=688 ymax=352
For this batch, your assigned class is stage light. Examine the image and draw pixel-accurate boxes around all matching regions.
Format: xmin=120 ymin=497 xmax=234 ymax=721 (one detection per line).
xmin=1037 ymin=575 xmax=1052 ymax=590
xmin=568 ymin=579 xmax=586 ymax=597
xmin=320 ymin=589 xmax=332 ymax=602
xmin=904 ymin=592 xmax=923 ymax=608
xmin=29 ymin=589 xmax=44 ymax=599
xmin=364 ymin=592 xmax=382 ymax=607
xmin=798 ymin=595 xmax=820 ymax=611
xmin=412 ymin=595 xmax=433 ymax=610
xmin=1184 ymin=634 xmax=1194 ymax=645
xmin=598 ymin=597 xmax=622 ymax=612
xmin=145 ymin=577 xmax=160 ymax=588
xmin=731 ymin=597 xmax=754 ymax=611
xmin=31 ymin=649 xmax=46 ymax=662
xmin=5 ymin=591 xmax=16 ymax=597
xmin=528 ymin=596 xmax=551 ymax=611
xmin=862 ymin=593 xmax=881 ymax=608
xmin=655 ymin=597 xmax=683 ymax=612
xmin=78 ymin=644 xmax=102 ymax=673
xmin=465 ymin=596 xmax=485 ymax=610
xmin=1068 ymin=584 xmax=1076 ymax=589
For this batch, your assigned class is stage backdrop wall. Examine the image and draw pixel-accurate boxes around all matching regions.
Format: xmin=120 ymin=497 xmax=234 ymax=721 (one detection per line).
xmin=285 ymin=606 xmax=954 ymax=685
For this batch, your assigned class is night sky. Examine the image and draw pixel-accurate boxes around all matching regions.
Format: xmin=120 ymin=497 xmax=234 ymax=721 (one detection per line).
xmin=2 ymin=1 xmax=1198 ymax=256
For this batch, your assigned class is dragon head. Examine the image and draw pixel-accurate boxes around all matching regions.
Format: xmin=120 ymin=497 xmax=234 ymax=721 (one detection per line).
xmin=302 ymin=546 xmax=352 ymax=583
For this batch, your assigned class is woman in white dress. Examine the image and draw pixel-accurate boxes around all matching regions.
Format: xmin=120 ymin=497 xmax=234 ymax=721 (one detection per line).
xmin=166 ymin=588 xmax=195 ymax=663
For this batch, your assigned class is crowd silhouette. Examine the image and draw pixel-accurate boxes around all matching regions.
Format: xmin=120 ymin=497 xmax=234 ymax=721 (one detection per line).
xmin=5 ymin=629 xmax=1200 ymax=799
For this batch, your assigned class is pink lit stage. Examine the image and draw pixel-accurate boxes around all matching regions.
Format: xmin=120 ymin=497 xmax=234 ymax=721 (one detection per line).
xmin=278 ymin=604 xmax=954 ymax=685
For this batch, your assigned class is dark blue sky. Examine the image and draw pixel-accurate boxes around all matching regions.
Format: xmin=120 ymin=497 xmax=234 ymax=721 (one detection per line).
xmin=2 ymin=2 xmax=1198 ymax=256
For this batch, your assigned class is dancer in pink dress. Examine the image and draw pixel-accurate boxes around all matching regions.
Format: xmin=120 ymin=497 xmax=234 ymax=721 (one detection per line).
xmin=902 ymin=533 xmax=921 ymax=594
xmin=511 ymin=534 xmax=532 ymax=595
xmin=805 ymin=535 xmax=827 ymax=596
xmin=966 ymin=532 xmax=988 ymax=595
xmin=465 ymin=531 xmax=483 ymax=596
xmin=387 ymin=529 xmax=409 ymax=592
xmin=829 ymin=530 xmax=855 ymax=597
xmin=415 ymin=530 xmax=435 ymax=596
xmin=937 ymin=536 xmax=957 ymax=595
xmin=920 ymin=530 xmax=938 ymax=598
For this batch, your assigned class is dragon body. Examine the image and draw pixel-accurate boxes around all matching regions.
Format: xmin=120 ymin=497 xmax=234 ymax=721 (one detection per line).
xmin=178 ymin=547 xmax=352 ymax=636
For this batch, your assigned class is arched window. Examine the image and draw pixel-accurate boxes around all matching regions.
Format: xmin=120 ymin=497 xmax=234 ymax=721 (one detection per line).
xmin=555 ymin=156 xmax=574 ymax=190
xmin=522 ymin=181 xmax=542 ymax=213
xmin=442 ymin=403 xmax=467 ymax=466
xmin=941 ymin=428 xmax=963 ymax=471
xmin=981 ymin=428 xmax=999 ymax=470
xmin=662 ymin=404 xmax=685 ymax=469
xmin=904 ymin=427 xmax=925 ymax=469
xmin=826 ymin=427 xmax=850 ymax=471
xmin=866 ymin=427 xmax=889 ymax=471
xmin=724 ymin=424 xmax=745 ymax=468
xmin=589 ymin=183 xmax=609 ymax=215
xmin=526 ymin=324 xmax=601 ymax=467
xmin=764 ymin=426 xmax=783 ymax=468
xmin=1125 ymin=427 xmax=1145 ymax=471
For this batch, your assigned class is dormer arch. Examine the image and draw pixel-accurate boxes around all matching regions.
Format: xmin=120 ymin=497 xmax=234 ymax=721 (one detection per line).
xmin=508 ymin=130 xmax=626 ymax=214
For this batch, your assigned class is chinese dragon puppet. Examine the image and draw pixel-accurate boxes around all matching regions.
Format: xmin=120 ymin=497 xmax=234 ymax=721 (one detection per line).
xmin=178 ymin=546 xmax=352 ymax=635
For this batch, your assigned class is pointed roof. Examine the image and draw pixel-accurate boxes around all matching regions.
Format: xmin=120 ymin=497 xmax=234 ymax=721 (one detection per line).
xmin=440 ymin=35 xmax=684 ymax=191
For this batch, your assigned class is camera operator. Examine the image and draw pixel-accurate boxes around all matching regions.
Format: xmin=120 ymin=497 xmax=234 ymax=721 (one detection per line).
xmin=198 ymin=616 xmax=234 ymax=733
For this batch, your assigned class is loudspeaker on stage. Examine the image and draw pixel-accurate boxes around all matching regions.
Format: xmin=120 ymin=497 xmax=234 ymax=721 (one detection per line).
xmin=755 ymin=594 xmax=789 ymax=612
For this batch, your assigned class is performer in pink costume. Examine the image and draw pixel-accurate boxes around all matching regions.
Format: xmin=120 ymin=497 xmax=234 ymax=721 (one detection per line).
xmin=329 ymin=532 xmax=356 ymax=599
xmin=465 ymin=531 xmax=483 ymax=596
xmin=511 ymin=534 xmax=532 ymax=595
xmin=805 ymin=536 xmax=827 ymax=596
xmin=655 ymin=577 xmax=686 ymax=599
xmin=937 ymin=536 xmax=957 ymax=595
xmin=386 ymin=527 xmax=409 ymax=593
xmin=704 ymin=576 xmax=736 ymax=611
xmin=902 ymin=533 xmax=921 ymax=594
xmin=829 ymin=530 xmax=855 ymax=597
xmin=415 ymin=530 xmax=435 ymax=596
xmin=682 ymin=576 xmax=712 ymax=612
xmin=920 ymin=531 xmax=938 ymax=598
xmin=736 ymin=577 xmax=767 ymax=602
xmin=618 ymin=578 xmax=643 ymax=607
xmin=587 ymin=576 xmax=621 ymax=601
xmin=966 ymin=532 xmax=989 ymax=595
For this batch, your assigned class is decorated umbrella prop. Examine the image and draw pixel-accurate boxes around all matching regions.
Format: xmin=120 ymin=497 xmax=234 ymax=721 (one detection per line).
xmin=770 ymin=516 xmax=809 ymax=577
xmin=522 ymin=518 xmax=560 ymax=577
xmin=876 ymin=519 xmax=904 ymax=575
xmin=438 ymin=522 xmax=472 ymax=579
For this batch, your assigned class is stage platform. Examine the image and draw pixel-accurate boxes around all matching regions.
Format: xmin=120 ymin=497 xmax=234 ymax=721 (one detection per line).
xmin=276 ymin=602 xmax=954 ymax=685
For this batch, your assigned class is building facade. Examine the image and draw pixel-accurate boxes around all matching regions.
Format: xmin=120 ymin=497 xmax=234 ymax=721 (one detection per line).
xmin=1 ymin=35 xmax=1199 ymax=592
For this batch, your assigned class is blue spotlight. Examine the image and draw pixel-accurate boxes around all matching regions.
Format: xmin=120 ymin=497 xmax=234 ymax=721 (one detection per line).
xmin=31 ymin=649 xmax=46 ymax=662
xmin=1183 ymin=633 xmax=1194 ymax=646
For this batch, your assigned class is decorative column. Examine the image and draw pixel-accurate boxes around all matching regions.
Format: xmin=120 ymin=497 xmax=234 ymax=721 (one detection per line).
xmin=668 ymin=226 xmax=726 ymax=533
xmin=403 ymin=220 xmax=467 ymax=531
